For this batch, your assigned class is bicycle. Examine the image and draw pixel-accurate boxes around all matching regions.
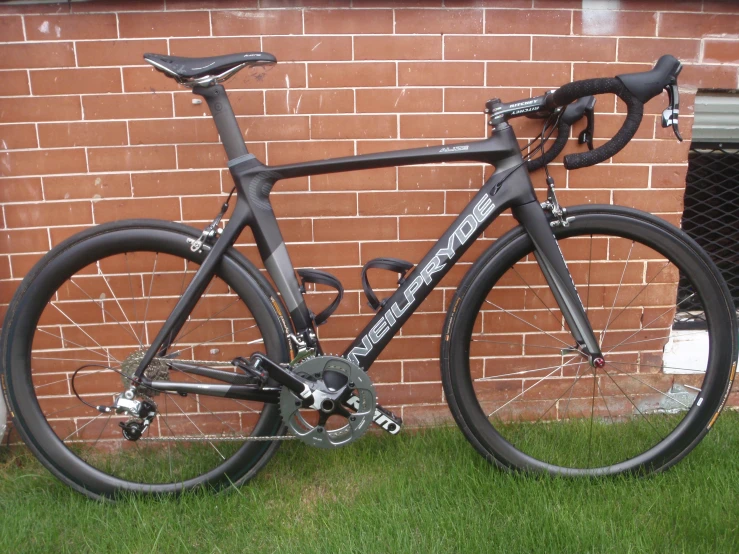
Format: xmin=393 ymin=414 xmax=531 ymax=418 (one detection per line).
xmin=1 ymin=51 xmax=736 ymax=500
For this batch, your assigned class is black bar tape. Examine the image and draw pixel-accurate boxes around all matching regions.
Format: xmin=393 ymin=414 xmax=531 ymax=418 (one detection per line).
xmin=526 ymin=121 xmax=570 ymax=173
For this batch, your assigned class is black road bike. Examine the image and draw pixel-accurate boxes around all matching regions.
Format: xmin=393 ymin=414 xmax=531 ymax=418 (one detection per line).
xmin=2 ymin=52 xmax=736 ymax=500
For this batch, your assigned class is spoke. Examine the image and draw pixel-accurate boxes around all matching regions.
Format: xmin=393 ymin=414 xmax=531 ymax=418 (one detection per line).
xmin=168 ymin=394 xmax=226 ymax=460
xmin=166 ymin=323 xmax=258 ymax=359
xmin=558 ymin=360 xmax=586 ymax=421
xmin=484 ymin=300 xmax=571 ymax=349
xmin=595 ymin=373 xmax=616 ymax=425
xmin=587 ymin=364 xmax=598 ymax=466
xmin=472 ymin=338 xmax=578 ymax=352
xmin=585 ymin=234 xmax=593 ymax=314
xmin=172 ymin=277 xmax=218 ymax=346
xmin=141 ymin=253 xmax=159 ymax=344
xmin=532 ymin=359 xmax=586 ymax=423
xmin=48 ymin=303 xmax=120 ymax=363
xmin=510 ymin=265 xmax=565 ymax=328
xmin=173 ymin=296 xmax=242 ymax=347
xmin=598 ymin=364 xmax=663 ymax=440
xmin=476 ymin=359 xmax=588 ymax=382
xmin=36 ymin=328 xmax=118 ymax=364
xmin=36 ymin=366 xmax=120 ymax=396
xmin=600 ymin=240 xmax=634 ymax=347
xmin=125 ymin=253 xmax=141 ymax=345
xmin=96 ymin=264 xmax=142 ymax=347
xmin=63 ymin=411 xmax=106 ymax=442
xmin=604 ymin=362 xmax=692 ymax=410
xmin=607 ymin=359 xmax=706 ymax=375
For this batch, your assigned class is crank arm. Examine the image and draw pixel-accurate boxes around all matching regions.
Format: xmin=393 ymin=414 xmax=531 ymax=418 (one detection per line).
xmin=345 ymin=395 xmax=402 ymax=435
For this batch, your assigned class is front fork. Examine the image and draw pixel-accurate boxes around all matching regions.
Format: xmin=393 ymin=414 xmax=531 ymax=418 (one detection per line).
xmin=512 ymin=200 xmax=604 ymax=363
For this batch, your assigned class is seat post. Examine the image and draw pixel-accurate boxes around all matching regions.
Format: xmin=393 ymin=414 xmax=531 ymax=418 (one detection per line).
xmin=193 ymin=84 xmax=250 ymax=162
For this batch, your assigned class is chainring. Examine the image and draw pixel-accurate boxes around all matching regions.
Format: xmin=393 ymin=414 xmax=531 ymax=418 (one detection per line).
xmin=279 ymin=355 xmax=376 ymax=449
xmin=120 ymin=349 xmax=170 ymax=397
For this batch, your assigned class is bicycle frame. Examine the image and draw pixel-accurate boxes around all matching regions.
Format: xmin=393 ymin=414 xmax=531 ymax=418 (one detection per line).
xmin=131 ymin=84 xmax=602 ymax=409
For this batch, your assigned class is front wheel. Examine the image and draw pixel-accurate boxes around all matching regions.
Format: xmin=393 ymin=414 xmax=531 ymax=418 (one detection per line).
xmin=442 ymin=205 xmax=737 ymax=476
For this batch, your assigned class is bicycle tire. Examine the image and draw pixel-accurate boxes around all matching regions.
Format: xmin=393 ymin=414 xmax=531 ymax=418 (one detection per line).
xmin=441 ymin=204 xmax=737 ymax=476
xmin=1 ymin=219 xmax=293 ymax=499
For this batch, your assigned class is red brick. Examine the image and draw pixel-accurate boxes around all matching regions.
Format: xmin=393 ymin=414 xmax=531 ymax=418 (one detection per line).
xmin=574 ymin=10 xmax=656 ymax=37
xmin=118 ymin=11 xmax=210 ymax=38
xmin=131 ymin=170 xmax=220 ymax=197
xmin=0 ymin=148 xmax=87 ymax=177
xmin=166 ymin=0 xmax=258 ymax=8
xmin=618 ymin=38 xmax=700 ymax=64
xmin=238 ymin=116 xmax=308 ymax=141
xmin=128 ymin=119 xmax=218 ymax=145
xmin=613 ymin=188 xmax=684 ymax=214
xmin=651 ymin=165 xmax=688 ymax=189
xmin=31 ymin=68 xmax=122 ymax=95
xmin=395 ymin=9 xmax=483 ymax=34
xmin=0 ymin=16 xmax=24 ymax=41
xmin=70 ymin=0 xmax=165 ymax=12
xmin=87 ymin=146 xmax=177 ymax=172
xmin=679 ymin=64 xmax=738 ymax=89
xmin=177 ymin=90 xmax=264 ymax=117
xmin=272 ymin=192 xmax=356 ymax=217
xmin=356 ymin=88 xmax=442 ymax=114
xmin=0 ymin=42 xmax=75 ymax=69
xmin=0 ymin=229 xmax=49 ymax=254
xmin=122 ymin=67 xmax=182 ymax=93
xmin=375 ymin=382 xmax=443 ymax=404
xmin=5 ymin=201 xmax=92 ymax=228
xmin=355 ymin=36 xmax=442 ymax=61
xmin=310 ymin=167 xmax=397 ymax=191
xmin=25 ymin=14 xmax=117 ymax=40
xmin=659 ymin=12 xmax=739 ymax=38
xmin=0 ymin=177 xmax=43 ymax=203
xmin=444 ymin=87 xmax=528 ymax=112
xmin=263 ymin=36 xmax=352 ymax=61
xmin=568 ymin=165 xmax=649 ymax=189
xmin=212 ymin=9 xmax=303 ymax=36
xmin=401 ymin=114 xmax=485 ymax=139
xmin=533 ymin=37 xmax=616 ymax=62
xmin=487 ymin=62 xmax=570 ymax=87
xmin=359 ymin=191 xmax=444 ymax=216
xmin=288 ymin=242 xmax=359 ymax=267
xmin=399 ymin=215 xmax=456 ymax=240
xmin=228 ymin=63 xmax=307 ymax=89
xmin=399 ymin=62 xmax=483 ymax=86
xmin=266 ymin=89 xmax=354 ymax=115
xmin=0 ymin=71 xmax=30 ymax=96
xmin=176 ymin=144 xmax=228 ymax=169
xmin=261 ymin=0 xmax=344 ymax=7
xmin=703 ymin=40 xmax=739 ymax=63
xmin=0 ymin=124 xmax=37 ymax=150
xmin=573 ymin=62 xmax=651 ymax=81
xmin=444 ymin=35 xmax=530 ymax=61
xmin=94 ymin=197 xmax=181 ymax=224
xmin=169 ymin=37 xmax=262 ymax=58
xmin=398 ymin=165 xmax=483 ymax=190
xmin=44 ymin=174 xmax=132 ymax=200
xmin=485 ymin=9 xmax=570 ymax=35
xmin=312 ymin=115 xmax=396 ymax=139
xmin=76 ymin=39 xmax=168 ymax=67
xmin=309 ymin=62 xmax=395 ymax=88
xmin=314 ymin=217 xmax=397 ymax=242
xmin=303 ymin=9 xmax=393 ymax=34
xmin=38 ymin=122 xmax=128 ymax=148
xmin=82 ymin=94 xmax=173 ymax=120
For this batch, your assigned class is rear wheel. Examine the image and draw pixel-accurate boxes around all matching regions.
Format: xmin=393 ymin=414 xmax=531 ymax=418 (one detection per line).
xmin=442 ymin=205 xmax=737 ymax=476
xmin=1 ymin=220 xmax=292 ymax=499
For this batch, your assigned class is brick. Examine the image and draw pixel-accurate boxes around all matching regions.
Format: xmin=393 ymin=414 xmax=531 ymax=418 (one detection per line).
xmin=169 ymin=37 xmax=261 ymax=58
xmin=533 ymin=37 xmax=616 ymax=62
xmin=355 ymin=36 xmax=442 ymax=61
xmin=444 ymin=35 xmax=530 ymax=61
xmin=93 ymin=197 xmax=181 ymax=224
xmin=618 ymin=38 xmax=700 ymax=64
xmin=0 ymin=148 xmax=86 ymax=176
xmin=487 ymin=62 xmax=570 ymax=87
xmin=359 ymin=191 xmax=444 ymax=216
xmin=679 ymin=64 xmax=738 ymax=89
xmin=0 ymin=177 xmax=43 ymax=203
xmin=395 ymin=9 xmax=483 ymax=34
xmin=312 ymin=115 xmax=396 ymax=139
xmin=0 ymin=16 xmax=24 ymax=41
xmin=118 ymin=11 xmax=210 ymax=38
xmin=24 ymin=14 xmax=117 ymax=40
xmin=309 ymin=62 xmax=395 ymax=88
xmin=399 ymin=62 xmax=483 ymax=86
xmin=76 ymin=39 xmax=168 ymax=67
xmin=263 ymin=36 xmax=352 ymax=61
xmin=165 ymin=0 xmax=258 ymax=8
xmin=266 ymin=89 xmax=353 ymax=115
xmin=303 ymin=9 xmax=393 ymax=34
xmin=82 ymin=94 xmax=173 ymax=120
xmin=38 ymin=122 xmax=128 ymax=148
xmin=5 ymin=201 xmax=92 ymax=228
xmin=271 ymin=192 xmax=356 ymax=217
xmin=177 ymin=90 xmax=264 ymax=117
xmin=44 ymin=174 xmax=131 ymax=200
xmin=0 ymin=124 xmax=37 ymax=149
xmin=261 ymin=0 xmax=344 ymax=7
xmin=569 ymin=165 xmax=649 ymax=189
xmin=237 ymin=116 xmax=307 ymax=141
xmin=400 ymin=114 xmax=485 ymax=139
xmin=87 ymin=146 xmax=177 ymax=172
xmin=228 ymin=63 xmax=307 ymax=89
xmin=651 ymin=165 xmax=688 ymax=189
xmin=176 ymin=144 xmax=228 ymax=169
xmin=311 ymin=167 xmax=396 ymax=191
xmin=703 ymin=1 xmax=739 ymax=12
xmin=131 ymin=170 xmax=219 ymax=197
xmin=70 ymin=0 xmax=165 ymax=12
xmin=128 ymin=119 xmax=219 ymax=145
xmin=0 ymin=42 xmax=75 ymax=69
xmin=212 ymin=9 xmax=303 ymax=36
xmin=444 ymin=87 xmax=528 ymax=112
xmin=314 ymin=216 xmax=397 ymax=242
xmin=613 ymin=189 xmax=685 ymax=213
xmin=659 ymin=12 xmax=739 ymax=38
xmin=0 ymin=229 xmax=49 ymax=254
xmin=356 ymin=88 xmax=442 ymax=114
xmin=703 ymin=40 xmax=739 ymax=64
xmin=398 ymin=165 xmax=483 ymax=190
xmin=485 ymin=9 xmax=570 ymax=35
xmin=31 ymin=68 xmax=122 ymax=96
xmin=0 ymin=71 xmax=30 ymax=96
xmin=574 ymin=10 xmax=656 ymax=37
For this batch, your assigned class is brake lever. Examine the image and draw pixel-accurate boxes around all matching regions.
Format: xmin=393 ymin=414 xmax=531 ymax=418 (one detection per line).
xmin=577 ymin=96 xmax=596 ymax=151
xmin=661 ymin=83 xmax=683 ymax=142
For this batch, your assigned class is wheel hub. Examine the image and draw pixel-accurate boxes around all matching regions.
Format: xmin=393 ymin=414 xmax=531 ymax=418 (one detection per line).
xmin=120 ymin=349 xmax=170 ymax=397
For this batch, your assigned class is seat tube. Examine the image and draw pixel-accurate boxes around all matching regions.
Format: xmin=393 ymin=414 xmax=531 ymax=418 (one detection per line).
xmin=512 ymin=200 xmax=603 ymax=359
xmin=193 ymin=84 xmax=251 ymax=163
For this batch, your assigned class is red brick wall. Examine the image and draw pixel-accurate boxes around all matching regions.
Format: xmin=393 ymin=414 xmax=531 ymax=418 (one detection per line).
xmin=1 ymin=1 xmax=738 ymax=428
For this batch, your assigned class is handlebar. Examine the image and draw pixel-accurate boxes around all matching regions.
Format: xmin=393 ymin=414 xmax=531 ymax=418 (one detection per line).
xmin=537 ymin=54 xmax=682 ymax=170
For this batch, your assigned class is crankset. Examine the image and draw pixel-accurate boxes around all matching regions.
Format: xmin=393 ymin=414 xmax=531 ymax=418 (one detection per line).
xmin=279 ymin=355 xmax=376 ymax=449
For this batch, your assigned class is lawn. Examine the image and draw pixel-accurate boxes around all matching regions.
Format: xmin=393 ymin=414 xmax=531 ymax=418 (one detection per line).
xmin=1 ymin=411 xmax=738 ymax=554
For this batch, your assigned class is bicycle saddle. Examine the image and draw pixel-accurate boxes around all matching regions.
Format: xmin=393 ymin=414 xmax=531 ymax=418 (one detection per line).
xmin=144 ymin=51 xmax=276 ymax=86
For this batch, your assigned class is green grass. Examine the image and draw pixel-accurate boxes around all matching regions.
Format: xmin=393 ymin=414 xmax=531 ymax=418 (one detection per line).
xmin=2 ymin=412 xmax=739 ymax=554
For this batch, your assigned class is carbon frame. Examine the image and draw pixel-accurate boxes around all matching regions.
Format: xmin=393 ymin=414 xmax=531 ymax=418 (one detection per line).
xmin=132 ymin=84 xmax=602 ymax=406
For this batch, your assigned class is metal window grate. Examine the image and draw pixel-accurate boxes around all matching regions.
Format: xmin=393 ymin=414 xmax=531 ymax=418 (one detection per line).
xmin=676 ymin=142 xmax=739 ymax=326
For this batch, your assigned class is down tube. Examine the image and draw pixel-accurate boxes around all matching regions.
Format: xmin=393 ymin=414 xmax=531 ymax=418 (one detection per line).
xmin=344 ymin=172 xmax=524 ymax=370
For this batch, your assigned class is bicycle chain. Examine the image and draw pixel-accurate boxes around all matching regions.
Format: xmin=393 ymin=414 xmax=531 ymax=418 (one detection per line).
xmin=140 ymin=434 xmax=296 ymax=442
